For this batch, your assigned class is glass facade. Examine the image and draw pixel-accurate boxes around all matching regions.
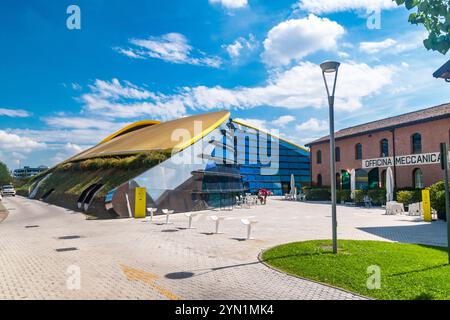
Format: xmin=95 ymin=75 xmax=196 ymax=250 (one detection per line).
xmin=229 ymin=121 xmax=311 ymax=196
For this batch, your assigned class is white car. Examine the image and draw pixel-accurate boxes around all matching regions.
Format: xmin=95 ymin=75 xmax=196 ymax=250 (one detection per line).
xmin=1 ymin=185 xmax=16 ymax=197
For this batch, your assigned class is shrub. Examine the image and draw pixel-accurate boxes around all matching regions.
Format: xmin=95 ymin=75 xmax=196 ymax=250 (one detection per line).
xmin=337 ymin=189 xmax=351 ymax=203
xmin=353 ymin=190 xmax=366 ymax=204
xmin=428 ymin=181 xmax=448 ymax=219
xmin=304 ymin=188 xmax=331 ymax=201
xmin=396 ymin=190 xmax=421 ymax=206
xmin=368 ymin=189 xmax=386 ymax=205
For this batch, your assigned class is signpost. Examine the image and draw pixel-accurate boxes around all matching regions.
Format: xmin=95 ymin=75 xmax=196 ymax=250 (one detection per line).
xmin=134 ymin=187 xmax=147 ymax=219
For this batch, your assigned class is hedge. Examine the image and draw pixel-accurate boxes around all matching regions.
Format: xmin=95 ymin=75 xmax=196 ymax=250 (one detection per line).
xmin=303 ymin=188 xmax=331 ymax=201
xmin=396 ymin=190 xmax=421 ymax=207
xmin=428 ymin=181 xmax=448 ymax=220
xmin=337 ymin=189 xmax=351 ymax=203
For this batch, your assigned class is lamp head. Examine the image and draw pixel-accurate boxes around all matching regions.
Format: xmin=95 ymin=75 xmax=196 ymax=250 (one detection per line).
xmin=320 ymin=61 xmax=340 ymax=73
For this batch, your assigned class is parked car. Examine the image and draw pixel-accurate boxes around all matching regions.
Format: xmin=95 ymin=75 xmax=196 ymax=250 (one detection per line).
xmin=1 ymin=185 xmax=16 ymax=197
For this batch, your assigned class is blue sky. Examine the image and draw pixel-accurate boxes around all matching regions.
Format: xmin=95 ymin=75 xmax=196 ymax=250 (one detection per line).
xmin=0 ymin=0 xmax=449 ymax=170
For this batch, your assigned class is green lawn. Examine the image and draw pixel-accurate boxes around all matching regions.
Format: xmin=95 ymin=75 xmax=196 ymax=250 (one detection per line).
xmin=261 ymin=240 xmax=450 ymax=300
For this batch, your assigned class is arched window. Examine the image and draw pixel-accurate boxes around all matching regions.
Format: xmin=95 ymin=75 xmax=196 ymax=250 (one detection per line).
xmin=335 ymin=147 xmax=341 ymax=162
xmin=317 ymin=174 xmax=323 ymax=187
xmin=316 ymin=150 xmax=322 ymax=164
xmin=413 ymin=168 xmax=424 ymax=189
xmin=355 ymin=143 xmax=362 ymax=160
xmin=411 ymin=133 xmax=422 ymax=154
xmin=380 ymin=139 xmax=389 ymax=157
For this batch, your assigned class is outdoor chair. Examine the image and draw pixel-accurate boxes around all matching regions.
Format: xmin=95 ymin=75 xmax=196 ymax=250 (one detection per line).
xmin=407 ymin=202 xmax=422 ymax=216
xmin=147 ymin=207 xmax=157 ymax=223
xmin=385 ymin=201 xmax=404 ymax=215
xmin=210 ymin=215 xmax=225 ymax=234
xmin=184 ymin=212 xmax=198 ymax=229
xmin=240 ymin=218 xmax=258 ymax=240
xmin=235 ymin=196 xmax=244 ymax=208
xmin=162 ymin=209 xmax=174 ymax=224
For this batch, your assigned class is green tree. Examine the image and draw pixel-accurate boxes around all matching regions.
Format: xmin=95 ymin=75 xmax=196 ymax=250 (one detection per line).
xmin=0 ymin=161 xmax=12 ymax=185
xmin=394 ymin=0 xmax=450 ymax=54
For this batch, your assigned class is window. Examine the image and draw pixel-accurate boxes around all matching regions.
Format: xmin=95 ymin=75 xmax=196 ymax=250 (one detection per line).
xmin=317 ymin=174 xmax=322 ymax=187
xmin=316 ymin=150 xmax=322 ymax=164
xmin=355 ymin=143 xmax=362 ymax=160
xmin=336 ymin=173 xmax=341 ymax=189
xmin=411 ymin=133 xmax=422 ymax=154
xmin=335 ymin=147 xmax=341 ymax=162
xmin=380 ymin=139 xmax=389 ymax=157
xmin=413 ymin=168 xmax=424 ymax=189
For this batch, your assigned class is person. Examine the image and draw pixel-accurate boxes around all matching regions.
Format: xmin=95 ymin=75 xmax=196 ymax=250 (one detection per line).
xmin=258 ymin=188 xmax=269 ymax=205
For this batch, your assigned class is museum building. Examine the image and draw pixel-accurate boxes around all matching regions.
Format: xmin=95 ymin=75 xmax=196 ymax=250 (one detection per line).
xmin=306 ymin=103 xmax=450 ymax=190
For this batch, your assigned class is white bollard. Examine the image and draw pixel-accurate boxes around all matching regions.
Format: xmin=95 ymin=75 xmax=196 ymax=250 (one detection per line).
xmin=184 ymin=212 xmax=198 ymax=229
xmin=210 ymin=215 xmax=225 ymax=234
xmin=147 ymin=207 xmax=157 ymax=223
xmin=241 ymin=218 xmax=258 ymax=240
xmin=162 ymin=209 xmax=174 ymax=224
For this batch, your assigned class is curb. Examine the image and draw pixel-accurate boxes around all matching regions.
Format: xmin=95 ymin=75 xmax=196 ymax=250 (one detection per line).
xmin=257 ymin=248 xmax=372 ymax=300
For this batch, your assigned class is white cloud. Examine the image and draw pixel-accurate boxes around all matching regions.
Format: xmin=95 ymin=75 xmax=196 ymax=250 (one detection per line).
xmin=44 ymin=116 xmax=123 ymax=130
xmin=116 ymin=33 xmax=222 ymax=68
xmin=80 ymin=79 xmax=186 ymax=120
xmin=0 ymin=130 xmax=47 ymax=153
xmin=0 ymin=108 xmax=31 ymax=118
xmin=273 ymin=115 xmax=295 ymax=127
xmin=225 ymin=34 xmax=258 ymax=59
xmin=63 ymin=143 xmax=84 ymax=154
xmin=209 ymin=0 xmax=248 ymax=9
xmin=296 ymin=118 xmax=328 ymax=132
xmin=179 ymin=61 xmax=395 ymax=112
xmin=234 ymin=118 xmax=270 ymax=132
xmin=297 ymin=0 xmax=397 ymax=14
xmin=359 ymin=38 xmax=397 ymax=54
xmin=359 ymin=32 xmax=426 ymax=54
xmin=262 ymin=15 xmax=345 ymax=66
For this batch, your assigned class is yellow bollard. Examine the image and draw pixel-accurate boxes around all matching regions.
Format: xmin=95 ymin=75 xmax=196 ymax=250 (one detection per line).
xmin=134 ymin=187 xmax=147 ymax=218
xmin=422 ymin=189 xmax=432 ymax=222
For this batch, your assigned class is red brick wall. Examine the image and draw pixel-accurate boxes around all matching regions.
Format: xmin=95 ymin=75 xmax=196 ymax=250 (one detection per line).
xmin=310 ymin=118 xmax=450 ymax=188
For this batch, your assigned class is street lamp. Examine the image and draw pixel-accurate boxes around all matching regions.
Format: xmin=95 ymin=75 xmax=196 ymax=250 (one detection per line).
xmin=433 ymin=59 xmax=450 ymax=82
xmin=320 ymin=60 xmax=340 ymax=254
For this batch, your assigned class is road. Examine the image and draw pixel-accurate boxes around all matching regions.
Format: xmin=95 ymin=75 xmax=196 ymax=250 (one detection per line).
xmin=0 ymin=196 xmax=445 ymax=300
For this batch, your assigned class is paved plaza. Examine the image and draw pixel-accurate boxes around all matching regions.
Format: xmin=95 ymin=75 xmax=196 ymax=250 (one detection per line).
xmin=0 ymin=196 xmax=446 ymax=300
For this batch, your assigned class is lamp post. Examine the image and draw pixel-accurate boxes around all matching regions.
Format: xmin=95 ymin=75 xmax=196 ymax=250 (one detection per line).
xmin=320 ymin=60 xmax=340 ymax=254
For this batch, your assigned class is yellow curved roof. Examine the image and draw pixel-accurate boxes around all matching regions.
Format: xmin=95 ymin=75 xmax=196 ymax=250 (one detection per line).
xmin=100 ymin=120 xmax=161 ymax=144
xmin=72 ymin=111 xmax=230 ymax=161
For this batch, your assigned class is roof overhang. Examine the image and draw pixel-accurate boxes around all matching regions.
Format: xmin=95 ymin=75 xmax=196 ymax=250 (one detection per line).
xmin=433 ymin=60 xmax=450 ymax=82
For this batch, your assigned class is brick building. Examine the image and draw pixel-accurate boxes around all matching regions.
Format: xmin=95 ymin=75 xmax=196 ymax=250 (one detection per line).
xmin=305 ymin=103 xmax=450 ymax=190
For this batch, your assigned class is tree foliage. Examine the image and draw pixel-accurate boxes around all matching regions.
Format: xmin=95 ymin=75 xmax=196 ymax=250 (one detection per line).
xmin=0 ymin=161 xmax=12 ymax=185
xmin=395 ymin=0 xmax=450 ymax=54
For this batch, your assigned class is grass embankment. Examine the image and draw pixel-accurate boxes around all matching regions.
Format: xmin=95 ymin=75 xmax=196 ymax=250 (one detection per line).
xmin=261 ymin=240 xmax=450 ymax=300
xmin=16 ymin=151 xmax=170 ymax=219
